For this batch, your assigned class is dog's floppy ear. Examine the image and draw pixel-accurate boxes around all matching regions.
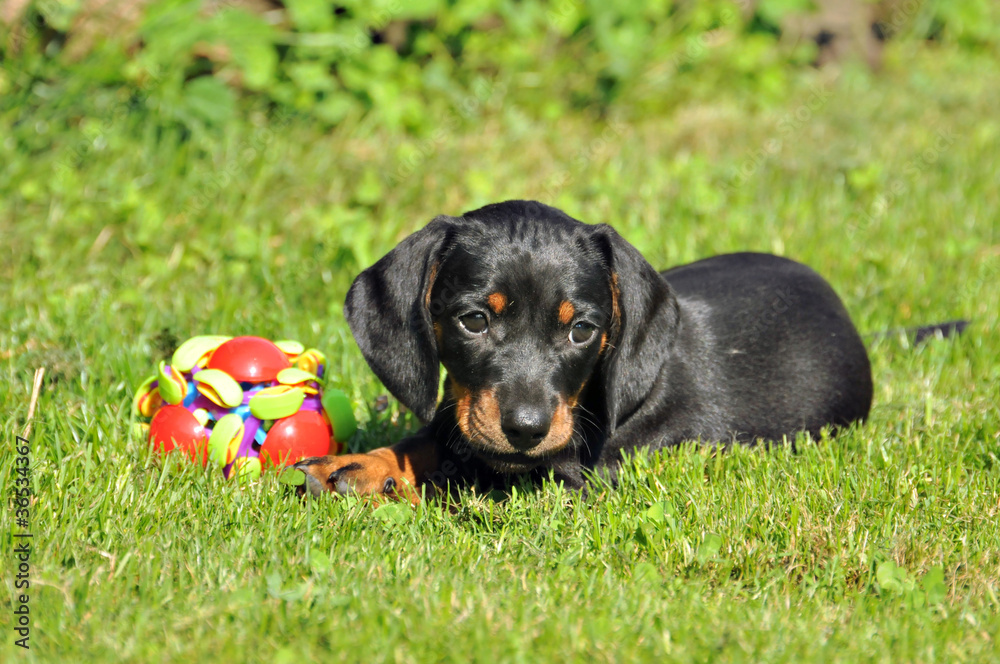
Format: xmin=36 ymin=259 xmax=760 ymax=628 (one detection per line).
xmin=589 ymin=224 xmax=679 ymax=433
xmin=344 ymin=217 xmax=459 ymax=422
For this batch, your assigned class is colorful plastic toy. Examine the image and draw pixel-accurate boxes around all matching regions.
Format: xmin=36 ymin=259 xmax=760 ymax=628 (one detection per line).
xmin=132 ymin=335 xmax=356 ymax=481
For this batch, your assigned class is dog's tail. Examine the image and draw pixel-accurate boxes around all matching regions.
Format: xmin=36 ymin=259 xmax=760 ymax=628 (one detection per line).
xmin=865 ymin=319 xmax=969 ymax=345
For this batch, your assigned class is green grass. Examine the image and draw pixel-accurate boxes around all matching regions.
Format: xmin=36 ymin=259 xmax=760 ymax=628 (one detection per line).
xmin=2 ymin=46 xmax=1000 ymax=662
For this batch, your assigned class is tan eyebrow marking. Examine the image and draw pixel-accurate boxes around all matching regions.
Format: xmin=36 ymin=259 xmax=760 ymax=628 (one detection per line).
xmin=487 ymin=292 xmax=507 ymax=314
xmin=558 ymin=300 xmax=575 ymax=325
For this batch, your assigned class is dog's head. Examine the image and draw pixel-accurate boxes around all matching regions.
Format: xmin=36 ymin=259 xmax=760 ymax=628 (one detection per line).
xmin=345 ymin=200 xmax=678 ymax=472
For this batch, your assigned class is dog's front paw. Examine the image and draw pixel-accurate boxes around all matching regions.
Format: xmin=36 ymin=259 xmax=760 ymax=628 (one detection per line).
xmin=294 ymin=449 xmax=420 ymax=502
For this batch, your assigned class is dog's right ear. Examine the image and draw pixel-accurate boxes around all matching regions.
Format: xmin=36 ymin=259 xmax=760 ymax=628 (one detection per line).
xmin=588 ymin=224 xmax=679 ymax=435
xmin=344 ymin=216 xmax=460 ymax=423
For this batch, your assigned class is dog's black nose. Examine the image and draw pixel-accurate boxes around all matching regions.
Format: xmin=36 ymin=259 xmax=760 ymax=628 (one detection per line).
xmin=501 ymin=406 xmax=551 ymax=451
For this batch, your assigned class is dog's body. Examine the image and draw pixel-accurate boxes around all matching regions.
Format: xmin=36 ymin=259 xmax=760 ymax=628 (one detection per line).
xmin=297 ymin=201 xmax=872 ymax=499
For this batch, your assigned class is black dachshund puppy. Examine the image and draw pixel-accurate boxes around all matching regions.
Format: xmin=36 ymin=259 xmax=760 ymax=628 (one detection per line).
xmin=296 ymin=200 xmax=872 ymax=500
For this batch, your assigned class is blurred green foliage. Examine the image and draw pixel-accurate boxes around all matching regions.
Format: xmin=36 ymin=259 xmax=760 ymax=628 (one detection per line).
xmin=3 ymin=0 xmax=999 ymax=135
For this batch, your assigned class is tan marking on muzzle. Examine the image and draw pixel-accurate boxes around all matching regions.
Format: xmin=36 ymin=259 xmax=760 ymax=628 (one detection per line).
xmin=545 ymin=397 xmax=574 ymax=451
xmin=452 ymin=379 xmax=505 ymax=445
xmin=451 ymin=378 xmax=578 ymax=463
xmin=452 ymin=379 xmax=472 ymax=434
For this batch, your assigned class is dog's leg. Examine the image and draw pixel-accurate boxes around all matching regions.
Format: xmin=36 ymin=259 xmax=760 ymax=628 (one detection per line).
xmin=294 ymin=434 xmax=439 ymax=503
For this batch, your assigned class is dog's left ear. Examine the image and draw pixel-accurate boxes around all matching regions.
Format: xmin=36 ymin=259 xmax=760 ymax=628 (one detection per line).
xmin=589 ymin=224 xmax=679 ymax=434
xmin=345 ymin=216 xmax=460 ymax=422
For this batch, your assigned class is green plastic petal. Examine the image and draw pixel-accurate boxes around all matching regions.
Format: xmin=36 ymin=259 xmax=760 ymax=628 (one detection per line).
xmin=194 ymin=369 xmax=244 ymax=408
xmin=275 ymin=339 xmax=305 ymax=356
xmin=276 ymin=367 xmax=319 ymax=385
xmin=192 ymin=408 xmax=210 ymax=427
xmin=249 ymin=385 xmax=305 ymax=420
xmin=303 ymin=348 xmax=326 ymax=363
xmin=322 ymin=388 xmax=357 ymax=441
xmin=208 ymin=413 xmax=244 ymax=468
xmin=133 ymin=374 xmax=158 ymax=416
xmin=234 ymin=457 xmax=262 ymax=481
xmin=295 ymin=348 xmax=327 ymax=374
xmin=171 ymin=335 xmax=231 ymax=372
xmin=157 ymin=361 xmax=186 ymax=405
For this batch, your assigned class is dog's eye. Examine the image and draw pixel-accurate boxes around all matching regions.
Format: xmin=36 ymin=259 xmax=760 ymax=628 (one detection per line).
xmin=459 ymin=312 xmax=489 ymax=335
xmin=569 ymin=322 xmax=597 ymax=345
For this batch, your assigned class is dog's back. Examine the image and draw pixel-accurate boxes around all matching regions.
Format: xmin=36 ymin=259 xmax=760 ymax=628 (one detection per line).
xmin=661 ymin=252 xmax=873 ymax=445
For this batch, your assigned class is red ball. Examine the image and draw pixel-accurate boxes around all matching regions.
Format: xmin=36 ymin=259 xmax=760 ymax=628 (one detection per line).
xmin=149 ymin=405 xmax=208 ymax=466
xmin=260 ymin=410 xmax=332 ymax=468
xmin=207 ymin=336 xmax=291 ymax=383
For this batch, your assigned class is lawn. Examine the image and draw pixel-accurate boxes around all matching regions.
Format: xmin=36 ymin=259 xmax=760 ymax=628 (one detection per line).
xmin=2 ymin=41 xmax=999 ymax=662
